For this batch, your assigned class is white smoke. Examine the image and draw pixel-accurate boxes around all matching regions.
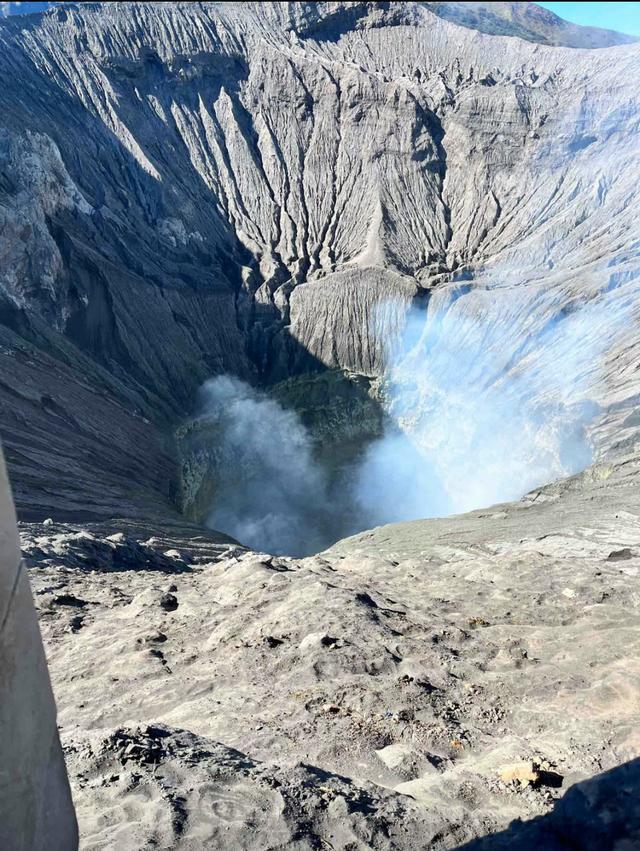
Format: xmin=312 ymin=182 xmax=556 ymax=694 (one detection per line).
xmin=199 ymin=286 xmax=634 ymax=555
xmin=199 ymin=375 xmax=344 ymax=556
xmin=353 ymin=286 xmax=632 ymax=525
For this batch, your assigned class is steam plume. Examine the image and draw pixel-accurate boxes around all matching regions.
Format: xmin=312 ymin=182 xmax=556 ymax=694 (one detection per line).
xmin=199 ymin=286 xmax=634 ymax=555
xmin=199 ymin=375 xmax=341 ymax=556
xmin=354 ymin=287 xmax=632 ymax=525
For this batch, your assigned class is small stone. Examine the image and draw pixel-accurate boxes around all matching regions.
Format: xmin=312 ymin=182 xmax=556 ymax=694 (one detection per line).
xmin=499 ymin=761 xmax=540 ymax=786
xmin=68 ymin=615 xmax=85 ymax=633
xmin=299 ymin=632 xmax=338 ymax=651
xmin=136 ymin=630 xmax=168 ymax=646
xmin=375 ymin=742 xmax=412 ymax=769
xmin=607 ymin=548 xmax=633 ymax=561
xmin=160 ymin=593 xmax=178 ymax=612
xmin=393 ymin=708 xmax=414 ymax=722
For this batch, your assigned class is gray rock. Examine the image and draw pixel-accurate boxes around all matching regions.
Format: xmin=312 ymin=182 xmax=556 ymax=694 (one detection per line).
xmin=0 ymin=1 xmax=639 ymax=517
xmin=160 ymin=592 xmax=179 ymax=612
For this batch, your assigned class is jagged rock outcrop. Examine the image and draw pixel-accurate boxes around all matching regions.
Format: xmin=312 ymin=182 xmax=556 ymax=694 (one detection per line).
xmin=1 ymin=1 xmax=639 ymax=517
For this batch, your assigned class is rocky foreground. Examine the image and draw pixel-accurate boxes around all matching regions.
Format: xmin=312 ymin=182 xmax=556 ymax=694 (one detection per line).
xmin=26 ymin=451 xmax=640 ymax=849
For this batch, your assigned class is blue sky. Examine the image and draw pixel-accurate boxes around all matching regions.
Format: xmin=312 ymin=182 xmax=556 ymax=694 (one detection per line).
xmin=0 ymin=2 xmax=52 ymax=15
xmin=538 ymin=2 xmax=640 ymax=36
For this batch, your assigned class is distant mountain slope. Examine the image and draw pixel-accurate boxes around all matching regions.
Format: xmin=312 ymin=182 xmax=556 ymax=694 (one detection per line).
xmin=425 ymin=1 xmax=638 ymax=48
xmin=2 ymin=1 xmax=637 ymax=48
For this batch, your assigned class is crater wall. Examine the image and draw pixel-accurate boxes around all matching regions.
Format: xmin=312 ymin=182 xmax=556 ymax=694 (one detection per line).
xmin=0 ymin=1 xmax=639 ymax=519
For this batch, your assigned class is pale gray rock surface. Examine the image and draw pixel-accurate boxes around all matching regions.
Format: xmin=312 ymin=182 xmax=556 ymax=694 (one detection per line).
xmin=0 ymin=1 xmax=640 ymax=516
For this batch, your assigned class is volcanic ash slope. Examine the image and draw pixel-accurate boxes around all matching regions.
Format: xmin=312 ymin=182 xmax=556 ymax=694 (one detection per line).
xmin=1 ymin=1 xmax=640 ymax=515
xmin=27 ymin=452 xmax=640 ymax=849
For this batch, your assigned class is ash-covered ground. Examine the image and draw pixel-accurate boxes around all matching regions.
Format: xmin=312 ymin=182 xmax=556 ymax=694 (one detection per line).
xmin=25 ymin=452 xmax=640 ymax=849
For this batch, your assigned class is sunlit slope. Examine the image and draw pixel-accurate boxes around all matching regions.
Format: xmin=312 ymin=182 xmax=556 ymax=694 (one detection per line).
xmin=0 ymin=1 xmax=638 ymax=515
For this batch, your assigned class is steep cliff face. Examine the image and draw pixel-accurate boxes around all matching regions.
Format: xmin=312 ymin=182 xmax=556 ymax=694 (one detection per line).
xmin=0 ymin=1 xmax=639 ymax=518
